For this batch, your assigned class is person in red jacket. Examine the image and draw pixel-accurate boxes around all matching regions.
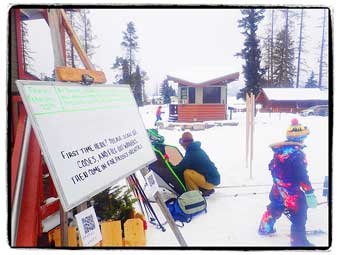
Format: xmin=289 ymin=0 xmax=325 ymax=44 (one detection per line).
xmin=154 ymin=106 xmax=164 ymax=126
xmin=258 ymin=119 xmax=317 ymax=247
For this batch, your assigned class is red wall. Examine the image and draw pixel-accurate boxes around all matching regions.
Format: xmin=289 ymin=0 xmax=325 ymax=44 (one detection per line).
xmin=178 ymin=104 xmax=226 ymax=122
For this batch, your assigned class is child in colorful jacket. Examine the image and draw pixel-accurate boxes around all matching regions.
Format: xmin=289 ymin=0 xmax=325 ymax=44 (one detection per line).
xmin=258 ymin=118 xmax=318 ymax=247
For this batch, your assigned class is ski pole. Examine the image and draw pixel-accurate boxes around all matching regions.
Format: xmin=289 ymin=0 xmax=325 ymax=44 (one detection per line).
xmin=131 ymin=174 xmax=166 ymax=232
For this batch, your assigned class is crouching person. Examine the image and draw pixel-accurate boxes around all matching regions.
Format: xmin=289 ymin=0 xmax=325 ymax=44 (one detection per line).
xmin=170 ymin=131 xmax=220 ymax=197
xmin=258 ymin=119 xmax=317 ymax=247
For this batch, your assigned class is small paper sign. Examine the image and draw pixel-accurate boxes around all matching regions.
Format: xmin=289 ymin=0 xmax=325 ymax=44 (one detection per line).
xmin=75 ymin=206 xmax=102 ymax=247
xmin=145 ymin=171 xmax=159 ymax=196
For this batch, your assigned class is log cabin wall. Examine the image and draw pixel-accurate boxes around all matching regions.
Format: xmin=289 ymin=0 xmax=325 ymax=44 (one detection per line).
xmin=177 ymin=104 xmax=226 ymax=122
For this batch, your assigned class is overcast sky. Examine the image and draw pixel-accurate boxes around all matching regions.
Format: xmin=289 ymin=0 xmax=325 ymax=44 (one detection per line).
xmin=27 ymin=7 xmax=327 ymax=96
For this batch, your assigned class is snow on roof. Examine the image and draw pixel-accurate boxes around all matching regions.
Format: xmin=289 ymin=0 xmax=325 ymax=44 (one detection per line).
xmin=262 ymin=88 xmax=328 ymax=101
xmin=168 ymin=66 xmax=239 ymax=84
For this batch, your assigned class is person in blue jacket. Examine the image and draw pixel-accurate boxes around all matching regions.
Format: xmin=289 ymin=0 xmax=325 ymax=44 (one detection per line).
xmin=170 ymin=131 xmax=220 ymax=196
xmin=258 ymin=118 xmax=318 ymax=247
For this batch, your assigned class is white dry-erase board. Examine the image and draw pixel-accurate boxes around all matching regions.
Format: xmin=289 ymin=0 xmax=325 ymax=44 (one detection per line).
xmin=16 ymin=80 xmax=156 ymax=211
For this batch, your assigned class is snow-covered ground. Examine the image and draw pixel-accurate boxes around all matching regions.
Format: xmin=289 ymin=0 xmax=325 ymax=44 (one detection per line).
xmin=137 ymin=104 xmax=329 ymax=248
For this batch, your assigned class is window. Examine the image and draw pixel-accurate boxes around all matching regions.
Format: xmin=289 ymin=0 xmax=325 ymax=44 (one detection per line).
xmin=188 ymin=87 xmax=195 ymax=104
xmin=203 ymin=87 xmax=221 ymax=103
xmin=180 ymin=88 xmax=188 ymax=103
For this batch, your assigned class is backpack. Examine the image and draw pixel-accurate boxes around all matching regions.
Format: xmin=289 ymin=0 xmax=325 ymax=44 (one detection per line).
xmin=147 ymin=128 xmax=165 ymax=144
xmin=165 ymin=190 xmax=207 ymax=225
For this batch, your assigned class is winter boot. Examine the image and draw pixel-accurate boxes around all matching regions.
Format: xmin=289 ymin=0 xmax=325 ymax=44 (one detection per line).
xmin=199 ymin=188 xmax=215 ymax=197
xmin=258 ymin=211 xmax=276 ymax=235
xmin=290 ymin=234 xmax=314 ymax=247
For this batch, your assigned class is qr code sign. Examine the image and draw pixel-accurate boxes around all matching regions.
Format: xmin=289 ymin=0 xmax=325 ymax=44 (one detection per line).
xmin=147 ymin=174 xmax=156 ymax=186
xmin=145 ymin=171 xmax=158 ymax=196
xmin=75 ymin=206 xmax=102 ymax=246
xmin=81 ymin=214 xmax=95 ymax=234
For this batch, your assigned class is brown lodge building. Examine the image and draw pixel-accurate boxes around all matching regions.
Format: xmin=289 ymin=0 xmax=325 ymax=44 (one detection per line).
xmin=255 ymin=88 xmax=329 ymax=113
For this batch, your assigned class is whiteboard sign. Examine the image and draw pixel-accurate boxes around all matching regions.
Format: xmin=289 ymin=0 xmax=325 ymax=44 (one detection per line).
xmin=16 ymin=81 xmax=156 ymax=211
xmin=75 ymin=206 xmax=102 ymax=247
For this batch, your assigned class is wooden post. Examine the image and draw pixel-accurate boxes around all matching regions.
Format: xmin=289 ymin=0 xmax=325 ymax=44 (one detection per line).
xmin=249 ymin=93 xmax=255 ymax=179
xmin=59 ymin=9 xmax=95 ymax=70
xmin=154 ymin=191 xmax=188 ymax=246
xmin=60 ymin=207 xmax=68 ymax=246
xmin=245 ymin=93 xmax=250 ymax=168
xmin=47 ymin=9 xmax=66 ymax=67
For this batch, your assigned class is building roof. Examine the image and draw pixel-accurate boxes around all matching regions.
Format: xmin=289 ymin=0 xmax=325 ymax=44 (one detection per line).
xmin=258 ymin=88 xmax=328 ymax=101
xmin=167 ymin=72 xmax=239 ymax=88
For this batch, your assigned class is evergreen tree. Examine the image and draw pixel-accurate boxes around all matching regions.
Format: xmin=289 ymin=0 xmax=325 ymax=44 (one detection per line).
xmin=296 ymin=9 xmax=304 ymax=88
xmin=91 ymin=185 xmax=137 ymax=224
xmin=272 ymin=29 xmax=296 ymax=87
xmin=305 ymin=71 xmax=318 ymax=88
xmin=237 ymin=9 xmax=265 ymax=99
xmin=294 ymin=9 xmax=311 ymax=88
xmin=79 ymin=9 xmax=98 ymax=61
xmin=65 ymin=10 xmax=81 ymax=67
xmin=112 ymin=57 xmax=130 ymax=84
xmin=318 ymin=9 xmax=328 ymax=88
xmin=121 ymin=22 xmax=139 ymax=79
xmin=112 ymin=22 xmax=148 ymax=105
xmin=65 ymin=9 xmax=98 ymax=68
xmin=160 ymin=79 xmax=176 ymax=104
xmin=132 ymin=65 xmax=143 ymax=106
xmin=261 ymin=9 xmax=275 ymax=87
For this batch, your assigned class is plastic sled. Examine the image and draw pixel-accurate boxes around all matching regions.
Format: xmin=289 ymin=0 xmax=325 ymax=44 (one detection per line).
xmin=149 ymin=142 xmax=187 ymax=196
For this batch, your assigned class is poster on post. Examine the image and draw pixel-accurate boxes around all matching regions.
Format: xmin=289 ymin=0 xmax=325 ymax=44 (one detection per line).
xmin=16 ymin=80 xmax=156 ymax=211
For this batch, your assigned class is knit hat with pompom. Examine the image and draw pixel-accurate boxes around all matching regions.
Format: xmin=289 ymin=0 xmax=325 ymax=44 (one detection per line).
xmin=286 ymin=118 xmax=309 ymax=142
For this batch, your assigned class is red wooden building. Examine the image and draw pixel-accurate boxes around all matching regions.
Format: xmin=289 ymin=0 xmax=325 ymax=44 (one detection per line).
xmin=256 ymin=88 xmax=329 ymax=113
xmin=10 ymin=8 xmax=105 ymax=247
xmin=167 ymin=72 xmax=239 ymax=122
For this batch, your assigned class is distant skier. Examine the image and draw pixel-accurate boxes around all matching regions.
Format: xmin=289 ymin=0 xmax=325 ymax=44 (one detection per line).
xmin=258 ymin=118 xmax=317 ymax=247
xmin=169 ymin=131 xmax=220 ymax=197
xmin=154 ymin=105 xmax=164 ymax=126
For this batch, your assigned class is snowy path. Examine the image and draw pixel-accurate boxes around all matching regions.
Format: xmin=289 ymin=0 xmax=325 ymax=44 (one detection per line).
xmin=137 ymin=104 xmax=329 ymax=247
xmin=144 ymin=184 xmax=328 ymax=247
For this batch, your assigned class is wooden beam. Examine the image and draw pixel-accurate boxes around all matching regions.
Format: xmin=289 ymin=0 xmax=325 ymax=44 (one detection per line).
xmin=55 ymin=66 xmax=106 ymax=83
xmin=47 ymin=9 xmax=66 ymax=67
xmin=59 ymin=9 xmax=95 ymax=70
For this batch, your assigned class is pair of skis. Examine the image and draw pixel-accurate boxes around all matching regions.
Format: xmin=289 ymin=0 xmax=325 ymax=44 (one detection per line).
xmin=127 ymin=173 xmax=167 ymax=232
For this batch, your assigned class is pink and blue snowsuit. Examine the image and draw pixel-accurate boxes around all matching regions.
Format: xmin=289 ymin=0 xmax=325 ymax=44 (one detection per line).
xmin=258 ymin=141 xmax=314 ymax=246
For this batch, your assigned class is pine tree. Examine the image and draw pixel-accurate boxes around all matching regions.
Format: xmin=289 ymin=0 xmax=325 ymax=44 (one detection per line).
xmin=65 ymin=9 xmax=98 ymax=68
xmin=160 ymin=79 xmax=176 ymax=104
xmin=318 ymin=9 xmax=328 ymax=88
xmin=272 ymin=29 xmax=296 ymax=87
xmin=112 ymin=57 xmax=129 ymax=84
xmin=132 ymin=65 xmax=143 ymax=106
xmin=237 ymin=9 xmax=265 ymax=99
xmin=305 ymin=71 xmax=318 ymax=88
xmin=78 ymin=9 xmax=98 ymax=61
xmin=261 ymin=9 xmax=275 ymax=87
xmin=296 ymin=9 xmax=304 ymax=88
xmin=121 ymin=22 xmax=139 ymax=80
xmin=91 ymin=185 xmax=137 ymax=224
xmin=65 ymin=10 xmax=81 ymax=68
xmin=112 ymin=22 xmax=148 ymax=105
xmin=295 ymin=9 xmax=310 ymax=88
